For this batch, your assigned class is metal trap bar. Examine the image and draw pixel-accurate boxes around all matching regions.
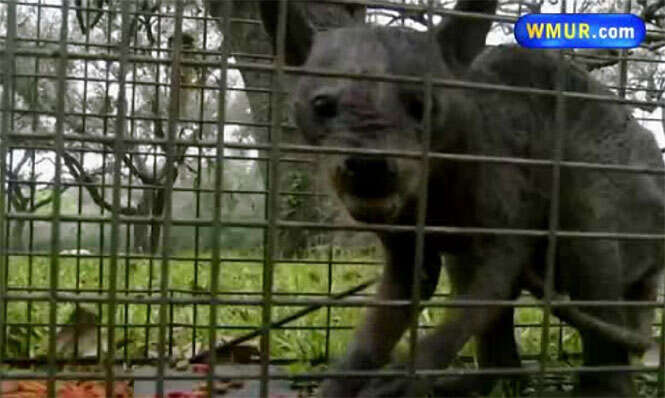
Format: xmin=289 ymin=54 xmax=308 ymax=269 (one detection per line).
xmin=1 ymin=1 xmax=665 ymax=398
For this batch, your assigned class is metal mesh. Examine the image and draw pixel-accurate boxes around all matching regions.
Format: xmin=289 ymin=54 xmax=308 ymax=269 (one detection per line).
xmin=0 ymin=0 xmax=664 ymax=397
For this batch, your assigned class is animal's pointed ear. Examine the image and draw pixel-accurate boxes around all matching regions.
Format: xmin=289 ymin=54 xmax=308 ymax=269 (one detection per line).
xmin=259 ymin=1 xmax=316 ymax=66
xmin=436 ymin=0 xmax=498 ymax=68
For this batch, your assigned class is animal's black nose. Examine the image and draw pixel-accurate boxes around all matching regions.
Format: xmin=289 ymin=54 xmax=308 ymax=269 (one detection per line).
xmin=311 ymin=94 xmax=338 ymax=119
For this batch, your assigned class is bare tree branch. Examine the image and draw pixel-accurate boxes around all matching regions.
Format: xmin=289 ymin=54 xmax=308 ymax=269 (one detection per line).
xmin=62 ymin=152 xmax=140 ymax=215
xmin=11 ymin=150 xmax=32 ymax=176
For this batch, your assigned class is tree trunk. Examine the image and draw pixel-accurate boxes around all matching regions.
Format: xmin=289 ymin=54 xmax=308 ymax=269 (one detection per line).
xmin=133 ymin=190 xmax=153 ymax=253
xmin=10 ymin=219 xmax=26 ymax=251
xmin=149 ymin=188 xmax=166 ymax=254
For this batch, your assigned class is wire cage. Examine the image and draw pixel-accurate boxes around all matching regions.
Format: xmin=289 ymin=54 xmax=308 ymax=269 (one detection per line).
xmin=1 ymin=0 xmax=665 ymax=397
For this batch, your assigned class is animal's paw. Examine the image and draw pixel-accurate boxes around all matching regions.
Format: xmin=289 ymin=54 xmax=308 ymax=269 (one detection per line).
xmin=356 ymin=367 xmax=432 ymax=398
xmin=359 ymin=378 xmax=432 ymax=398
xmin=319 ymin=378 xmax=367 ymax=398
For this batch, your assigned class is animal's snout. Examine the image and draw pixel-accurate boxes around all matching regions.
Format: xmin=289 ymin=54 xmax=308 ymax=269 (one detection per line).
xmin=341 ymin=156 xmax=398 ymax=198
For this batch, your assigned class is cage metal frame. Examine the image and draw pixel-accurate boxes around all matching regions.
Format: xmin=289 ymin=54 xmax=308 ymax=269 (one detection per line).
xmin=0 ymin=0 xmax=665 ymax=397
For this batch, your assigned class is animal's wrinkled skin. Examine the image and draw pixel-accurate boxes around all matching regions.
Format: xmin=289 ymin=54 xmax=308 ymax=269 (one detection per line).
xmin=263 ymin=1 xmax=665 ymax=396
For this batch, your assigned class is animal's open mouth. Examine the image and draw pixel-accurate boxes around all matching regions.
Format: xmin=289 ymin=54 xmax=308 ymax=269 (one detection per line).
xmin=336 ymin=156 xmax=398 ymax=197
xmin=333 ymin=156 xmax=402 ymax=222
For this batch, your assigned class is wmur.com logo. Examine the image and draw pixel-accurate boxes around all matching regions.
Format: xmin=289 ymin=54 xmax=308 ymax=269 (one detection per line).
xmin=515 ymin=14 xmax=646 ymax=49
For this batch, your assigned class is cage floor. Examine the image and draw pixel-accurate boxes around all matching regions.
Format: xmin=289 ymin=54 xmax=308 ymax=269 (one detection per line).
xmin=132 ymin=365 xmax=301 ymax=398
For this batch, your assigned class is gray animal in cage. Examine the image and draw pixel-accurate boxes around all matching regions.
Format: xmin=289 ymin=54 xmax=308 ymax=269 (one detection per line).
xmin=259 ymin=0 xmax=665 ymax=396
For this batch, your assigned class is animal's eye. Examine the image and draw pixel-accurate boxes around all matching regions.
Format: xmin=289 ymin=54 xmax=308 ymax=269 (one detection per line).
xmin=311 ymin=95 xmax=338 ymax=119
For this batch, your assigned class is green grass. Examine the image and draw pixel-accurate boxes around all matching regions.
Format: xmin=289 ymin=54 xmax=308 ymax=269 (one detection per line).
xmin=4 ymin=249 xmax=384 ymax=363
xmin=3 ymin=249 xmax=660 ymax=396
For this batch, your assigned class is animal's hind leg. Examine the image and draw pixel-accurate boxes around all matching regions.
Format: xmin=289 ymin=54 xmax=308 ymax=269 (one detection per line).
xmin=578 ymin=326 xmax=633 ymax=396
xmin=564 ymin=239 xmax=635 ymax=397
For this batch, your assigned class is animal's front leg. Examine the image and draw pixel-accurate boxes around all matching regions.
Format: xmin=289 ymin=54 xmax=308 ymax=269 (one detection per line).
xmin=320 ymin=234 xmax=441 ymax=398
xmin=358 ymin=241 xmax=526 ymax=398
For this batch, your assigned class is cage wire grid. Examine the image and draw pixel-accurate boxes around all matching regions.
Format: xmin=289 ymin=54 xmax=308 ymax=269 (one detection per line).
xmin=0 ymin=0 xmax=664 ymax=397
